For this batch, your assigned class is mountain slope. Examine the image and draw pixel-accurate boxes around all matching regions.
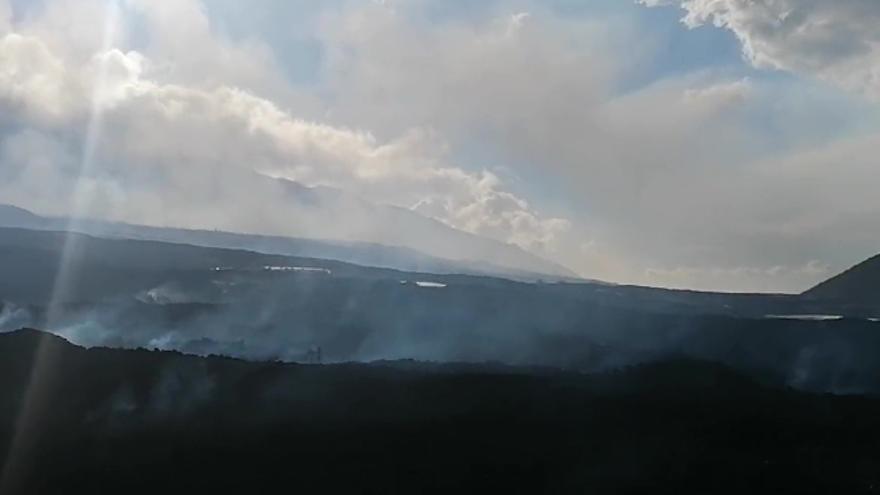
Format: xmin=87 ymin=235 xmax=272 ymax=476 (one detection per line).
xmin=803 ymin=253 xmax=880 ymax=303
xmin=0 ymin=204 xmax=46 ymax=229
xmin=269 ymin=177 xmax=575 ymax=277
xmin=0 ymin=202 xmax=574 ymax=280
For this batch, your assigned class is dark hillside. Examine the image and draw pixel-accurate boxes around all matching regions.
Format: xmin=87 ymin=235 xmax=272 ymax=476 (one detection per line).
xmin=4 ymin=227 xmax=880 ymax=394
xmin=805 ymin=253 xmax=880 ymax=305
xmin=0 ymin=329 xmax=878 ymax=494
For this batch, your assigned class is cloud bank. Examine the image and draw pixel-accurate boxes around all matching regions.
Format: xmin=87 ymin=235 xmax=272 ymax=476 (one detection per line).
xmin=0 ymin=0 xmax=569 ymax=264
xmin=0 ymin=0 xmax=879 ymax=291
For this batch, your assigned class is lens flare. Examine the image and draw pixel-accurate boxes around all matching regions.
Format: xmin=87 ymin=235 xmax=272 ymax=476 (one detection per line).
xmin=0 ymin=1 xmax=124 ymax=490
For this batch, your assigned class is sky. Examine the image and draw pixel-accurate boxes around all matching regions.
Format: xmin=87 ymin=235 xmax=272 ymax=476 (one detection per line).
xmin=1 ymin=0 xmax=880 ymax=293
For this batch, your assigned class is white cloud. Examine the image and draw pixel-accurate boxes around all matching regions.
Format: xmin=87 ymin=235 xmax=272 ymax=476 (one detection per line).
xmin=0 ymin=33 xmax=77 ymax=123
xmin=0 ymin=6 xmax=570 ymax=262
xmin=644 ymin=0 xmax=880 ymax=98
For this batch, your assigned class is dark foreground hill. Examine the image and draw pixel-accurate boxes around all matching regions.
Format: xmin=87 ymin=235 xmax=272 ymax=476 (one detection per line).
xmin=0 ymin=329 xmax=878 ymax=494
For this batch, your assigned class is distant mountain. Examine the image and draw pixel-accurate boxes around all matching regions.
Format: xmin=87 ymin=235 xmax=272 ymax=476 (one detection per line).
xmin=0 ymin=204 xmax=46 ymax=229
xmin=803 ymin=253 xmax=880 ymax=304
xmin=266 ymin=176 xmax=576 ymax=278
xmin=0 ymin=202 xmax=575 ymax=281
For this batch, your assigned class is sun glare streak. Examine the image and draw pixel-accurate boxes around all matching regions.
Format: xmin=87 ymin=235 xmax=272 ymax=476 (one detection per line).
xmin=47 ymin=0 xmax=122 ymax=323
xmin=0 ymin=2 xmax=123 ymax=490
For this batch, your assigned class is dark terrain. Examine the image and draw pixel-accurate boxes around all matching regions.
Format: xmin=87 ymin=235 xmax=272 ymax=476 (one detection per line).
xmin=805 ymin=252 xmax=880 ymax=305
xmin=2 ymin=226 xmax=880 ymax=393
xmin=0 ymin=202 xmax=574 ymax=281
xmin=1 ymin=329 xmax=879 ymax=494
xmin=2 ymin=214 xmax=880 ymax=492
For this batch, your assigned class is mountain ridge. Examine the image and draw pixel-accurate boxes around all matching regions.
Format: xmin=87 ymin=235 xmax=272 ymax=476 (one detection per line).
xmin=0 ymin=202 xmax=576 ymax=281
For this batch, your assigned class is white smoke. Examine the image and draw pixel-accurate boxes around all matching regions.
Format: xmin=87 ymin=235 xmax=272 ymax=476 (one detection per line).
xmin=0 ymin=301 xmax=32 ymax=331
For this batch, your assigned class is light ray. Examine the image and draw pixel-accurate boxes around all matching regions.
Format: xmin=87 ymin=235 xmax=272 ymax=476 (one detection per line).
xmin=0 ymin=2 xmax=124 ymax=490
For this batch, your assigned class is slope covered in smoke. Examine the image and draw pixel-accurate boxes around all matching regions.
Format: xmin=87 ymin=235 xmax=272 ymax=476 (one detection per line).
xmin=0 ymin=201 xmax=574 ymax=281
xmin=269 ymin=176 xmax=576 ymax=278
xmin=4 ymin=227 xmax=880 ymax=394
xmin=0 ymin=328 xmax=878 ymax=494
xmin=0 ymin=205 xmax=46 ymax=229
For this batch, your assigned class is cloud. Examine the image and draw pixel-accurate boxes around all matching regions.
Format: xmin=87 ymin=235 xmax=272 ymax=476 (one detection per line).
xmin=125 ymin=0 xmax=299 ymax=104
xmin=643 ymin=0 xmax=880 ymax=98
xmin=1 ymin=0 xmax=879 ymax=292
xmin=0 ymin=4 xmax=570 ymax=262
xmin=311 ymin=3 xmax=792 ymax=280
xmin=0 ymin=33 xmax=77 ymax=123
xmin=318 ymin=3 xmax=616 ymax=145
xmin=0 ymin=0 xmax=9 ymax=34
